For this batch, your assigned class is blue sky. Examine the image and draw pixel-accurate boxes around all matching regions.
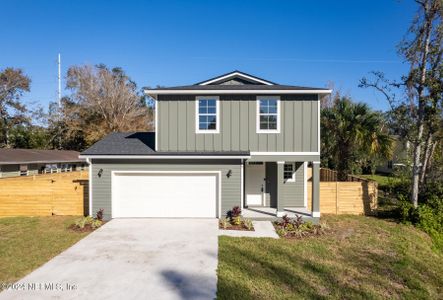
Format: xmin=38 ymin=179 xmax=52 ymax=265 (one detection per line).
xmin=1 ymin=0 xmax=416 ymax=112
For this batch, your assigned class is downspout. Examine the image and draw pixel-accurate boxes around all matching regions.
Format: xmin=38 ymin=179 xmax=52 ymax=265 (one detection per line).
xmin=86 ymin=158 xmax=92 ymax=216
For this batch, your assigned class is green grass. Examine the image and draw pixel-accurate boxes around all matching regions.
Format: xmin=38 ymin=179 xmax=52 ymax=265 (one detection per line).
xmin=360 ymin=174 xmax=401 ymax=188
xmin=0 ymin=216 xmax=89 ymax=285
xmin=217 ymin=215 xmax=443 ymax=299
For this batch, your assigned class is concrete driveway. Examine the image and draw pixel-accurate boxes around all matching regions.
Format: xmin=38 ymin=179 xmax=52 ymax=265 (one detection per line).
xmin=0 ymin=219 xmax=218 ymax=300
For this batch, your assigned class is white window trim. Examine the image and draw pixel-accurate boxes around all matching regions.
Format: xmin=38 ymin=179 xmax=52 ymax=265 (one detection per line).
xmin=284 ymin=162 xmax=296 ymax=182
xmin=256 ymin=96 xmax=280 ymax=134
xmin=195 ymin=96 xmax=220 ymax=134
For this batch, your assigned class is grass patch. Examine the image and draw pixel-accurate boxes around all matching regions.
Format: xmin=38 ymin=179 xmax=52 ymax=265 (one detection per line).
xmin=0 ymin=216 xmax=90 ymax=285
xmin=360 ymin=174 xmax=401 ymax=188
xmin=217 ymin=215 xmax=443 ymax=299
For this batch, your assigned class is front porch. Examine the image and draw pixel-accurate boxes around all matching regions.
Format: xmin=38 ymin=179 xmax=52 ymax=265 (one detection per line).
xmin=242 ymin=159 xmax=320 ymax=221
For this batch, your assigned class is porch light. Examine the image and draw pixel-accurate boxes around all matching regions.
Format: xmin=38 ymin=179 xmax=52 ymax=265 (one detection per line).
xmin=227 ymin=170 xmax=232 ymax=178
xmin=98 ymin=168 xmax=103 ymax=178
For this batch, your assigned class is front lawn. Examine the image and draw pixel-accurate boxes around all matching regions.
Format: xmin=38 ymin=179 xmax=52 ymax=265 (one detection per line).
xmin=218 ymin=215 xmax=443 ymax=299
xmin=0 ymin=216 xmax=90 ymax=285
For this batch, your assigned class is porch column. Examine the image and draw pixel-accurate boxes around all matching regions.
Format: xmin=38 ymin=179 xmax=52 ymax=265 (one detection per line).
xmin=276 ymin=161 xmax=285 ymax=217
xmin=312 ymin=161 xmax=320 ymax=218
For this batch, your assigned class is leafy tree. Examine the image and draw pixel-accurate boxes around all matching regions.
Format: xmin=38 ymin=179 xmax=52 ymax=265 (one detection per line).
xmin=8 ymin=124 xmax=48 ymax=149
xmin=321 ymin=97 xmax=393 ymax=180
xmin=0 ymin=67 xmax=31 ymax=147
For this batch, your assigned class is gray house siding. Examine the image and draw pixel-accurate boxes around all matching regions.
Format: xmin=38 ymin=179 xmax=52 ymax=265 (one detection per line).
xmin=91 ymin=159 xmax=242 ymax=220
xmin=157 ymin=94 xmax=319 ymax=153
xmin=282 ymin=162 xmax=305 ymax=207
xmin=262 ymin=161 xmax=304 ymax=208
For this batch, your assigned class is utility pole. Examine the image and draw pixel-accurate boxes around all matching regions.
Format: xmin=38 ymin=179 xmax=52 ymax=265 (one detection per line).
xmin=58 ymin=53 xmax=61 ymax=108
xmin=57 ymin=53 xmax=62 ymax=149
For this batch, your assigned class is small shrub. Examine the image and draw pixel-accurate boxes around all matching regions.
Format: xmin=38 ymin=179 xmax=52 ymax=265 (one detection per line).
xmin=274 ymin=215 xmax=329 ymax=239
xmin=292 ymin=215 xmax=304 ymax=228
xmin=243 ymin=219 xmax=254 ymax=230
xmin=276 ymin=228 xmax=287 ymax=237
xmin=220 ymin=218 xmax=229 ymax=229
xmin=74 ymin=216 xmax=94 ymax=229
xmin=232 ymin=216 xmax=241 ymax=226
xmin=96 ymin=209 xmax=104 ymax=221
xmin=285 ymin=223 xmax=295 ymax=232
xmin=229 ymin=206 xmax=241 ymax=218
xmin=91 ymin=219 xmax=103 ymax=229
xmin=280 ymin=214 xmax=291 ymax=227
xmin=72 ymin=215 xmax=103 ymax=231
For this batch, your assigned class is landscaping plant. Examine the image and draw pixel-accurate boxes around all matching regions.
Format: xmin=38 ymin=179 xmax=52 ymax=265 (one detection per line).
xmin=274 ymin=215 xmax=329 ymax=238
xmin=96 ymin=208 xmax=104 ymax=221
xmin=71 ymin=209 xmax=105 ymax=232
xmin=219 ymin=206 xmax=254 ymax=231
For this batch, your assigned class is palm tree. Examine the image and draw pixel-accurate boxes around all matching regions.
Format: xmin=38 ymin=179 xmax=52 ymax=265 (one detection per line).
xmin=321 ymin=97 xmax=393 ymax=180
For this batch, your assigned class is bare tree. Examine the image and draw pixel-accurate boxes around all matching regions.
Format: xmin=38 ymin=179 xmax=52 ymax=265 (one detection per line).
xmin=65 ymin=64 xmax=152 ymax=145
xmin=360 ymin=0 xmax=442 ymax=207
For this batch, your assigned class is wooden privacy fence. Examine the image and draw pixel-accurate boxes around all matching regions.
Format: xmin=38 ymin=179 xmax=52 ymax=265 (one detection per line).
xmin=307 ymin=181 xmax=378 ymax=215
xmin=320 ymin=168 xmax=367 ymax=182
xmin=0 ymin=171 xmax=89 ymax=217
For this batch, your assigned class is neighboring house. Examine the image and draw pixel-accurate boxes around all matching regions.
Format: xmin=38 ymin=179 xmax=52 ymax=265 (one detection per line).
xmin=80 ymin=71 xmax=331 ymax=221
xmin=0 ymin=149 xmax=86 ymax=178
xmin=376 ymin=136 xmax=410 ymax=174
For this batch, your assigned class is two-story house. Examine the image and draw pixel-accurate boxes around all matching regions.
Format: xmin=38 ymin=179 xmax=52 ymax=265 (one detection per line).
xmin=80 ymin=71 xmax=331 ymax=221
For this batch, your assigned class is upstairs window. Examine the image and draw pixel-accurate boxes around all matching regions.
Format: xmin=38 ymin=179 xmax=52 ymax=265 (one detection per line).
xmin=257 ymin=96 xmax=280 ymax=133
xmin=196 ymin=96 xmax=219 ymax=133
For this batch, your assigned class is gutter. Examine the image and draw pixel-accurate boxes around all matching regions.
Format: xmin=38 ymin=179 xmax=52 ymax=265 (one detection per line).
xmin=79 ymin=155 xmax=251 ymax=160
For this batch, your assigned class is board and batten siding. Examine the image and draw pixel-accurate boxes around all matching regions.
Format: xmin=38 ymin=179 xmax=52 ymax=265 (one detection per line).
xmin=282 ymin=162 xmax=304 ymax=207
xmin=264 ymin=162 xmax=304 ymax=208
xmin=157 ymin=94 xmax=319 ymax=152
xmin=91 ymin=159 xmax=242 ymax=220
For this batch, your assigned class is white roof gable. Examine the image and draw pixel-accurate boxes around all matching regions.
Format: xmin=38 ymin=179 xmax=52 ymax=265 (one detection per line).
xmin=198 ymin=71 xmax=275 ymax=86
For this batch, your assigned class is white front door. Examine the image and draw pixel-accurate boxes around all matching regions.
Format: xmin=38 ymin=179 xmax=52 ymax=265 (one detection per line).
xmin=112 ymin=172 xmax=218 ymax=218
xmin=245 ymin=163 xmax=265 ymax=206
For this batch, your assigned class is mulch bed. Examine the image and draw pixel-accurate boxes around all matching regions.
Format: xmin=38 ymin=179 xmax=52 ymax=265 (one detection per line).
xmin=69 ymin=224 xmax=96 ymax=233
xmin=273 ymin=223 xmax=329 ymax=239
xmin=219 ymin=224 xmax=255 ymax=231
xmin=68 ymin=222 xmax=106 ymax=233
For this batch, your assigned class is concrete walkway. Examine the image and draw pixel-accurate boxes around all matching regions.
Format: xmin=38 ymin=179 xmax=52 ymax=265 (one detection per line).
xmin=219 ymin=221 xmax=279 ymax=239
xmin=0 ymin=219 xmax=218 ymax=300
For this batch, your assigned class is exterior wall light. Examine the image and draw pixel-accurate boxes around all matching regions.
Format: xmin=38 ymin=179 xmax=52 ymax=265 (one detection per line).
xmin=227 ymin=170 xmax=232 ymax=178
xmin=98 ymin=168 xmax=103 ymax=178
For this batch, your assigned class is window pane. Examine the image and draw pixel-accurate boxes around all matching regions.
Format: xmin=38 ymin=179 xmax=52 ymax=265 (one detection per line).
xmin=268 ymin=105 xmax=277 ymax=114
xmin=207 ymin=107 xmax=216 ymax=114
xmin=207 ymin=99 xmax=216 ymax=107
xmin=199 ymin=106 xmax=207 ymax=114
xmin=199 ymin=116 xmax=208 ymax=123
xmin=207 ymin=116 xmax=217 ymax=130
xmin=269 ymin=121 xmax=277 ymax=129
xmin=199 ymin=122 xmax=208 ymax=130
xmin=199 ymin=100 xmax=207 ymax=107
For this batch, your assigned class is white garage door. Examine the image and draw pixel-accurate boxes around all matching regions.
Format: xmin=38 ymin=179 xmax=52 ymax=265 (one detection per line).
xmin=112 ymin=172 xmax=218 ymax=218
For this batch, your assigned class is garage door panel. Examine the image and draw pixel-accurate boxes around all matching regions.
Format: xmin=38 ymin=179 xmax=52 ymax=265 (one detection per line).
xmin=112 ymin=173 xmax=217 ymax=218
